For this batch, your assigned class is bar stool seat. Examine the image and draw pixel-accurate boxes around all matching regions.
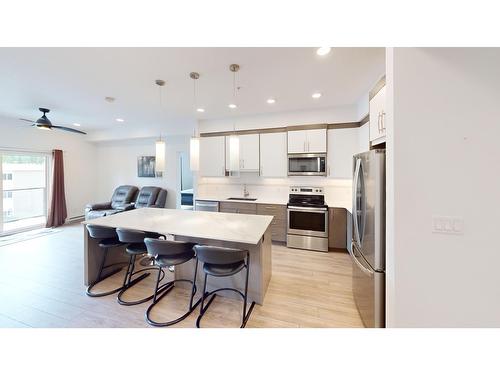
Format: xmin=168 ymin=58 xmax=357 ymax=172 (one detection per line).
xmin=98 ymin=237 xmax=122 ymax=248
xmin=155 ymin=250 xmax=195 ymax=268
xmin=203 ymin=261 xmax=245 ymax=277
xmin=125 ymin=243 xmax=148 ymax=255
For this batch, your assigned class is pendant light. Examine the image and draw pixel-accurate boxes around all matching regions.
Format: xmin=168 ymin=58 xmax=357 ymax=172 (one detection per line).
xmin=228 ymin=64 xmax=240 ymax=175
xmin=155 ymin=79 xmax=166 ymax=178
xmin=189 ymin=72 xmax=201 ymax=171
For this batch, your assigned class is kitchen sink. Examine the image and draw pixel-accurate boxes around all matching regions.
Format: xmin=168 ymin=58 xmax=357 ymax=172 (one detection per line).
xmin=227 ymin=197 xmax=257 ymax=201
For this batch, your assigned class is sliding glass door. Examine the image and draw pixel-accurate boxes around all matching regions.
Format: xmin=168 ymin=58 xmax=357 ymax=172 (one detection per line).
xmin=0 ymin=151 xmax=50 ymax=235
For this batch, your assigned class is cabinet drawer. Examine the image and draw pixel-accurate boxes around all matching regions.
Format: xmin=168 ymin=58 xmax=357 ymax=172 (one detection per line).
xmin=220 ymin=202 xmax=257 ymax=215
xmin=257 ymin=204 xmax=286 ymax=221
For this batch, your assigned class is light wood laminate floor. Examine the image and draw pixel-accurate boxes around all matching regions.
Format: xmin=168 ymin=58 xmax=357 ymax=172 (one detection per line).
xmin=0 ymin=224 xmax=363 ymax=328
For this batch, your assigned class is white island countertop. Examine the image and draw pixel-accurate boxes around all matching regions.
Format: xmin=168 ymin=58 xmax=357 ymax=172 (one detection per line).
xmin=83 ymin=207 xmax=273 ymax=245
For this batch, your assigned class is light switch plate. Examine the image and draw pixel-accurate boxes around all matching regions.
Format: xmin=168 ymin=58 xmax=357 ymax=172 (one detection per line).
xmin=432 ymin=216 xmax=464 ymax=235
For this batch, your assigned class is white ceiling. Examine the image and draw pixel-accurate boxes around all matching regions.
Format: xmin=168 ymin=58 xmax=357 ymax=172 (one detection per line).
xmin=0 ymin=47 xmax=385 ymax=136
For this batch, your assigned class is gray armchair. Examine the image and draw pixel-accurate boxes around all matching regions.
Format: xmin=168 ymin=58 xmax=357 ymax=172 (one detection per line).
xmin=85 ymin=185 xmax=138 ymax=220
xmin=123 ymin=186 xmax=167 ymax=210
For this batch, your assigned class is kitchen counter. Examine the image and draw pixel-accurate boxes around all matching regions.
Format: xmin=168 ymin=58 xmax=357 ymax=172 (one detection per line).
xmin=195 ymin=195 xmax=351 ymax=211
xmin=82 ymin=207 xmax=273 ymax=304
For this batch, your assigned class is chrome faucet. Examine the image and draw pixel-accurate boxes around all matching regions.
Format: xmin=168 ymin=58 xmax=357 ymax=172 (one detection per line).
xmin=243 ymin=184 xmax=249 ymax=198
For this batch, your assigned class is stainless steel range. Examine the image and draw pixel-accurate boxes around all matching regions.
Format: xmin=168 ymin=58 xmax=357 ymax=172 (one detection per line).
xmin=286 ymin=186 xmax=329 ymax=252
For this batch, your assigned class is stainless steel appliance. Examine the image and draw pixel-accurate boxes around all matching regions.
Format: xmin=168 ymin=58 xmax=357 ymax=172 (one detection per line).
xmin=194 ymin=200 xmax=219 ymax=212
xmin=288 ymin=153 xmax=327 ymax=176
xmin=287 ymin=186 xmax=329 ymax=252
xmin=350 ymin=150 xmax=385 ymax=328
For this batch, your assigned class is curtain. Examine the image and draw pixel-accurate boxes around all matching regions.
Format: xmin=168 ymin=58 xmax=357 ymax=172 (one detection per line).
xmin=46 ymin=149 xmax=67 ymax=227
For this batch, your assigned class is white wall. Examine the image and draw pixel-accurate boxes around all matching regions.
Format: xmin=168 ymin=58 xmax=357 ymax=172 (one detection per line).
xmin=0 ymin=115 xmax=98 ymax=219
xmin=95 ymin=135 xmax=191 ymax=209
xmin=386 ymin=48 xmax=500 ymax=327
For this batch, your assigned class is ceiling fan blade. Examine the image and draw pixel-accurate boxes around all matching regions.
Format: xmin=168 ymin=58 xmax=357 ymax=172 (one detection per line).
xmin=19 ymin=118 xmax=35 ymax=123
xmin=51 ymin=125 xmax=87 ymax=135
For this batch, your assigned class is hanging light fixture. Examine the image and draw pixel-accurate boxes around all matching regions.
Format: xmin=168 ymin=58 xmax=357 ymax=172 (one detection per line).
xmin=155 ymin=79 xmax=166 ymax=178
xmin=189 ymin=72 xmax=201 ymax=171
xmin=228 ymin=64 xmax=240 ymax=176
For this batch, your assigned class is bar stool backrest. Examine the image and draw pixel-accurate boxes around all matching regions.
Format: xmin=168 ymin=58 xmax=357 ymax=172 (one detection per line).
xmin=144 ymin=238 xmax=195 ymax=258
xmin=87 ymin=224 xmax=118 ymax=240
xmin=194 ymin=245 xmax=248 ymax=265
xmin=116 ymin=228 xmax=152 ymax=244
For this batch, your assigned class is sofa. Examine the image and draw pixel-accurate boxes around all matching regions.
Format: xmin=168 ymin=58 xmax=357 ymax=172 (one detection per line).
xmin=121 ymin=186 xmax=167 ymax=210
xmin=85 ymin=185 xmax=167 ymax=220
xmin=85 ymin=185 xmax=139 ymax=220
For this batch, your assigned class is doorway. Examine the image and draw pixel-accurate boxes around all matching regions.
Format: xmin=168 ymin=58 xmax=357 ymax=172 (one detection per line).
xmin=178 ymin=151 xmax=193 ymax=210
xmin=0 ymin=151 xmax=50 ymax=235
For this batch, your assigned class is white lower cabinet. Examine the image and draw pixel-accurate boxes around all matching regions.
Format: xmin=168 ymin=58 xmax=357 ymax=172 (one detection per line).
xmin=260 ymin=132 xmax=287 ymax=177
xmin=199 ymin=136 xmax=226 ymax=177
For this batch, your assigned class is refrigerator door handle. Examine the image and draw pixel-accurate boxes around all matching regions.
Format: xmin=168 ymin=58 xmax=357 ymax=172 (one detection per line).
xmin=350 ymin=243 xmax=374 ymax=276
xmin=352 ymin=158 xmax=362 ymax=247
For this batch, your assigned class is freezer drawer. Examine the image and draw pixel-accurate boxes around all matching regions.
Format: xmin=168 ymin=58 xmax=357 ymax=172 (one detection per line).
xmin=194 ymin=200 xmax=219 ymax=212
xmin=351 ymin=243 xmax=385 ymax=328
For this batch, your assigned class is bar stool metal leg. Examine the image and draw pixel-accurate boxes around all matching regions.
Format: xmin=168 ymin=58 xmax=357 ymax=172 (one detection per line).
xmin=145 ymin=259 xmax=201 ymax=327
xmin=196 ymin=254 xmax=256 ymax=329
xmin=86 ymin=248 xmax=128 ymax=297
xmin=117 ymin=254 xmax=165 ymax=306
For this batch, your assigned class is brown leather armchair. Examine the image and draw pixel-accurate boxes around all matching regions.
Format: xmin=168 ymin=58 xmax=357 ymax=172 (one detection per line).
xmin=120 ymin=186 xmax=167 ymax=210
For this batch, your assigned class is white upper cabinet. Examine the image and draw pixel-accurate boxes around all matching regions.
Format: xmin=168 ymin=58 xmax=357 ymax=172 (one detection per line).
xmin=369 ymin=85 xmax=386 ymax=144
xmin=306 ymin=129 xmax=327 ymax=153
xmin=239 ymin=134 xmax=260 ymax=171
xmin=327 ymin=128 xmax=359 ymax=178
xmin=199 ymin=136 xmax=226 ymax=177
xmin=260 ymin=132 xmax=287 ymax=177
xmin=287 ymin=128 xmax=327 ymax=153
xmin=287 ymin=130 xmax=307 ymax=153
xmin=225 ymin=134 xmax=260 ymax=172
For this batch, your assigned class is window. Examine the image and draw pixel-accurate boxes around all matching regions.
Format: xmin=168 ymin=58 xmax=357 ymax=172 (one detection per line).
xmin=1 ymin=152 xmax=49 ymax=234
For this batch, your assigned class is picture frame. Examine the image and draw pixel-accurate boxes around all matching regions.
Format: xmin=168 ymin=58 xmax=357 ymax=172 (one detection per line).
xmin=137 ymin=156 xmax=156 ymax=177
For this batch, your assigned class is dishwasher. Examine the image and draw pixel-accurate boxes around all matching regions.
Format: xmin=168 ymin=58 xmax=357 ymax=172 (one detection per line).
xmin=194 ymin=200 xmax=219 ymax=212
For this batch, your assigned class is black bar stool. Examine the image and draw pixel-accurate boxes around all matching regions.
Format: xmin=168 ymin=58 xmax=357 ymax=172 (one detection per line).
xmin=143 ymin=238 xmax=201 ymax=327
xmin=116 ymin=228 xmax=165 ymax=306
xmin=193 ymin=245 xmax=256 ymax=328
xmin=85 ymin=225 xmax=128 ymax=297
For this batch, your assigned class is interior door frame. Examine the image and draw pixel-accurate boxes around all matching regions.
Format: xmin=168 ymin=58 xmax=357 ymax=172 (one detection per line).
xmin=0 ymin=149 xmax=51 ymax=236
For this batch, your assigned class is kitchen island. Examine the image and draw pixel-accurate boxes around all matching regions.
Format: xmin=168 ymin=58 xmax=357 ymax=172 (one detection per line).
xmin=83 ymin=207 xmax=273 ymax=304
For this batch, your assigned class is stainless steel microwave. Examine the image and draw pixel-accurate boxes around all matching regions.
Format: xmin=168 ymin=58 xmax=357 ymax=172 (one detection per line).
xmin=287 ymin=153 xmax=327 ymax=176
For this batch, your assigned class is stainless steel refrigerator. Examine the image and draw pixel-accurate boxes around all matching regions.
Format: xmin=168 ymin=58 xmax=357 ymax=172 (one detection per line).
xmin=350 ymin=149 xmax=385 ymax=328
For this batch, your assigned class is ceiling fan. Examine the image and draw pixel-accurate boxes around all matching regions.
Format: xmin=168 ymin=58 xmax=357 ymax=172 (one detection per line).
xmin=19 ymin=108 xmax=87 ymax=135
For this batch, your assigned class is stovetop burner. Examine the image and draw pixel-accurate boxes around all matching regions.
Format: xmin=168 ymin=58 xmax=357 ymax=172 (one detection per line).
xmin=287 ymin=186 xmax=327 ymax=209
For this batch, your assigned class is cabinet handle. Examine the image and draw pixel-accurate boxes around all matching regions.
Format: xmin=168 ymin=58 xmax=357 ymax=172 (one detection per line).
xmin=328 ymin=166 xmax=331 ymax=176
xmin=377 ymin=112 xmax=382 ymax=132
xmin=381 ymin=111 xmax=386 ymax=130
xmin=303 ymin=141 xmax=306 ymax=152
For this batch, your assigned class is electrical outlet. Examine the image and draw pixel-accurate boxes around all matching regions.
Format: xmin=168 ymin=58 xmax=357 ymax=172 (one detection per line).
xmin=432 ymin=216 xmax=464 ymax=235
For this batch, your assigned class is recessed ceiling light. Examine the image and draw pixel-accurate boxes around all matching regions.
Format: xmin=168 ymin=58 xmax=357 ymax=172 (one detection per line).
xmin=196 ymin=108 xmax=205 ymax=113
xmin=116 ymin=118 xmax=124 ymax=122
xmin=73 ymin=123 xmax=81 ymax=127
xmin=267 ymin=98 xmax=276 ymax=104
xmin=316 ymin=47 xmax=331 ymax=56
xmin=228 ymin=104 xmax=237 ymax=109
xmin=312 ymin=92 xmax=322 ymax=99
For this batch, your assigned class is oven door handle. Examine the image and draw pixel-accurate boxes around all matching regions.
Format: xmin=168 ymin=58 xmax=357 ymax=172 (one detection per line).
xmin=287 ymin=206 xmax=328 ymax=212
